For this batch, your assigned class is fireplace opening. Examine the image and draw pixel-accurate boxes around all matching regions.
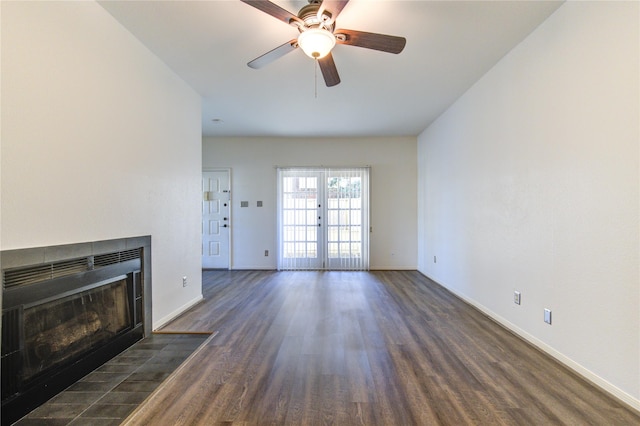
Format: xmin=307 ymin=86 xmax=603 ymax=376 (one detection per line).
xmin=23 ymin=277 xmax=131 ymax=384
xmin=1 ymin=238 xmax=150 ymax=425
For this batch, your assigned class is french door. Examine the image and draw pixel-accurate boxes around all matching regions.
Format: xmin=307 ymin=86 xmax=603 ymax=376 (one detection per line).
xmin=277 ymin=167 xmax=369 ymax=271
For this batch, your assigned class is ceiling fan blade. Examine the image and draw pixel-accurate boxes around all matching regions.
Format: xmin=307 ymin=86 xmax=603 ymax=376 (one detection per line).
xmin=318 ymin=53 xmax=340 ymax=87
xmin=335 ymin=29 xmax=406 ymax=54
xmin=240 ymin=0 xmax=303 ymax=26
xmin=248 ymin=40 xmax=298 ymax=69
xmin=317 ymin=0 xmax=349 ymax=24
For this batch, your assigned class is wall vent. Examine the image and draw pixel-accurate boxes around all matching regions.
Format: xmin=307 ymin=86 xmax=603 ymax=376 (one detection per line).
xmin=3 ymin=248 xmax=141 ymax=290
xmin=94 ymin=248 xmax=140 ymax=267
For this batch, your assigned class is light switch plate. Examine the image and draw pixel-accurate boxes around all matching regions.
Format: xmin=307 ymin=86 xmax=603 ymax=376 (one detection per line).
xmin=544 ymin=308 xmax=552 ymax=324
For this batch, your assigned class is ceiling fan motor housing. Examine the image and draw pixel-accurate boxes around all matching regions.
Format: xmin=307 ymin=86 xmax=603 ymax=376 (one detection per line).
xmin=297 ymin=3 xmax=334 ymax=33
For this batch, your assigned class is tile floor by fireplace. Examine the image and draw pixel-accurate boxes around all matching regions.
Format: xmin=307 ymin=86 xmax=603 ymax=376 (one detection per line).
xmin=12 ymin=333 xmax=211 ymax=426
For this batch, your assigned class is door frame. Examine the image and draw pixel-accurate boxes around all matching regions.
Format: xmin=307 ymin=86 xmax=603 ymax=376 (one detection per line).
xmin=203 ymin=167 xmax=232 ymax=270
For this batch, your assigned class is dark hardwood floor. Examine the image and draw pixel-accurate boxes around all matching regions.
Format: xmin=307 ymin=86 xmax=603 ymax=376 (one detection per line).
xmin=125 ymin=270 xmax=640 ymax=425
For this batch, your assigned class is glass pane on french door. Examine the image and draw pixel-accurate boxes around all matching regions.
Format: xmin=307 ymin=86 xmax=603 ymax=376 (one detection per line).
xmin=277 ymin=168 xmax=369 ymax=271
xmin=326 ymin=171 xmax=364 ymax=270
xmin=279 ymin=171 xmax=324 ymax=270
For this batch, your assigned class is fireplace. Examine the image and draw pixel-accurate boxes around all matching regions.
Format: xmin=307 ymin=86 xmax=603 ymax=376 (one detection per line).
xmin=1 ymin=237 xmax=151 ymax=424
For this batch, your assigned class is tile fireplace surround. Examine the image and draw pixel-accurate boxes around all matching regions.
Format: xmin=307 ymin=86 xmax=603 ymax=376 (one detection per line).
xmin=1 ymin=236 xmax=152 ymax=424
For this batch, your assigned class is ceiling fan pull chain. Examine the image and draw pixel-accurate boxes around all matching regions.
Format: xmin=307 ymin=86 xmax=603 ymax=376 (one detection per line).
xmin=314 ymin=58 xmax=318 ymax=99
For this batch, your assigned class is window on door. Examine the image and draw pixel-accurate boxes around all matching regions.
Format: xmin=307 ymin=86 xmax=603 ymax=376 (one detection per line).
xmin=277 ymin=167 xmax=370 ymax=271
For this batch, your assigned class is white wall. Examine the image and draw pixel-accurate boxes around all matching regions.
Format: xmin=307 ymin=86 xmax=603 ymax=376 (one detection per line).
xmin=418 ymin=1 xmax=639 ymax=408
xmin=203 ymin=137 xmax=417 ymax=270
xmin=1 ymin=1 xmax=203 ymax=329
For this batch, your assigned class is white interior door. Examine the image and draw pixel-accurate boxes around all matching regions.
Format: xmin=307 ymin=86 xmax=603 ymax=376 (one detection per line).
xmin=202 ymin=170 xmax=230 ymax=269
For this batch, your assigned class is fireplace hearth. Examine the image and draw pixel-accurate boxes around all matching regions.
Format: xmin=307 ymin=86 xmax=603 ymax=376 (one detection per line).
xmin=1 ymin=237 xmax=151 ymax=424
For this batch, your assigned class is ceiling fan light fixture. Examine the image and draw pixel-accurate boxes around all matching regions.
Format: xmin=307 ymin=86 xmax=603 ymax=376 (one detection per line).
xmin=298 ymin=28 xmax=336 ymax=59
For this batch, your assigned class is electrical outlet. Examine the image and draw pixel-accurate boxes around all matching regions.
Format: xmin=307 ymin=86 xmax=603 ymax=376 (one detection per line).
xmin=514 ymin=291 xmax=521 ymax=305
xmin=182 ymin=276 xmax=187 ymax=287
xmin=544 ymin=308 xmax=552 ymax=324
xmin=264 ymin=250 xmax=269 ymax=257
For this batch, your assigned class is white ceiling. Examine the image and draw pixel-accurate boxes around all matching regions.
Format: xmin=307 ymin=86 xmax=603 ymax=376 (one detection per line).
xmin=98 ymin=0 xmax=563 ymax=138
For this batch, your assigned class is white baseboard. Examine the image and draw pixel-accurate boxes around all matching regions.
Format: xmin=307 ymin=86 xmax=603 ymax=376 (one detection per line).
xmin=419 ymin=271 xmax=640 ymax=414
xmin=153 ymin=295 xmax=203 ymax=331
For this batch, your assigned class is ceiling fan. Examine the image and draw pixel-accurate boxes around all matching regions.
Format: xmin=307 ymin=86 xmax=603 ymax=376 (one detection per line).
xmin=240 ymin=0 xmax=406 ymax=87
